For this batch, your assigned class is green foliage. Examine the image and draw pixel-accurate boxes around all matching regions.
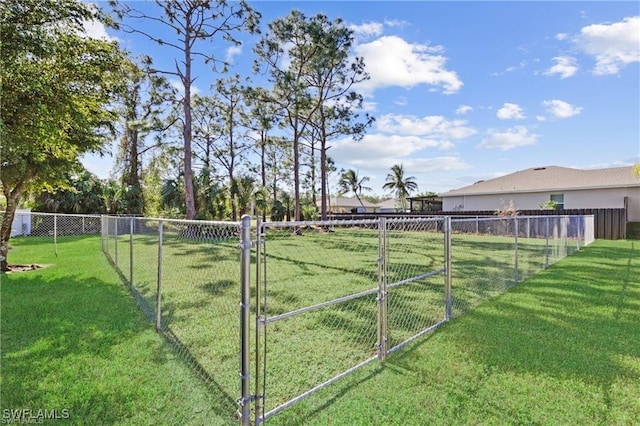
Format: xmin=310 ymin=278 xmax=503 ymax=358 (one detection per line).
xmin=382 ymin=164 xmax=418 ymax=211
xmin=34 ymin=171 xmax=105 ymax=214
xmin=0 ymin=0 xmax=126 ymax=268
xmin=1 ymin=0 xmax=124 ymax=194
xmin=338 ymin=169 xmax=371 ymax=208
xmin=538 ymin=200 xmax=559 ymax=210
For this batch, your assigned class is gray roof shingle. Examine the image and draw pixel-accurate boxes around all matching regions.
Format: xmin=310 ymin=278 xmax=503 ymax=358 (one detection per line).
xmin=441 ymin=166 xmax=640 ymax=197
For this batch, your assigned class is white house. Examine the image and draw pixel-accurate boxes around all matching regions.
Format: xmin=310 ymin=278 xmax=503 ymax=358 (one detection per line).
xmin=440 ymin=166 xmax=640 ymax=222
xmin=319 ymin=196 xmax=379 ymax=213
xmin=317 ymin=197 xmax=401 ymax=213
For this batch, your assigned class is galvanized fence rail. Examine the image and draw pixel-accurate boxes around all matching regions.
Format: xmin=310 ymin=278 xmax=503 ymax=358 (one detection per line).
xmin=5 ymin=211 xmax=594 ymax=425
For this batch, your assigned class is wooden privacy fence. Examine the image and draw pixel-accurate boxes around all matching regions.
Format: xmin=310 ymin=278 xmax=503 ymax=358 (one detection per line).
xmin=330 ymin=208 xmax=627 ymax=240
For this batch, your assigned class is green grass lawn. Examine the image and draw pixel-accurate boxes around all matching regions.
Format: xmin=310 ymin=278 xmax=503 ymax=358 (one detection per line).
xmin=1 ymin=236 xmax=236 ymax=425
xmin=271 ymin=239 xmax=640 ymax=425
xmin=3 ymin=232 xmax=637 ymax=425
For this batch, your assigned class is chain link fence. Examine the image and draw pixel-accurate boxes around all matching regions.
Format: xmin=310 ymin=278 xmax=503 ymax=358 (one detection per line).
xmin=1 ymin=211 xmax=102 ymax=259
xmin=4 ymin=211 xmax=594 ymax=424
xmin=253 ymin=214 xmax=594 ymax=424
xmin=101 ymin=215 xmax=243 ymax=423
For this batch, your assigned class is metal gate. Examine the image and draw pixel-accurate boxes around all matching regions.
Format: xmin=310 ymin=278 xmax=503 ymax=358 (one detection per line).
xmin=244 ymin=216 xmax=451 ymax=424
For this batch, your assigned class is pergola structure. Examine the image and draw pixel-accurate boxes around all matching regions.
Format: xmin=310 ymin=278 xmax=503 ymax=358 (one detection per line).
xmin=408 ymin=196 xmax=443 ymax=212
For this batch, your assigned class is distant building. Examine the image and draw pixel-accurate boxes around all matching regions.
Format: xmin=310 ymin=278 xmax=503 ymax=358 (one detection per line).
xmin=407 ymin=196 xmax=443 ymax=212
xmin=316 ymin=197 xmax=401 ymax=213
xmin=439 ymin=165 xmax=640 ymax=222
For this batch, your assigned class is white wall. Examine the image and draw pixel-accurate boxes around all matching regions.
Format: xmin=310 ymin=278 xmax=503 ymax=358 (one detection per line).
xmin=442 ymin=187 xmax=640 ymax=221
xmin=11 ymin=210 xmax=32 ymax=237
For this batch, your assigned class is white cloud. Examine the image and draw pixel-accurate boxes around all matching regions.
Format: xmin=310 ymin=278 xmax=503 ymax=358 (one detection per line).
xmin=496 ymin=103 xmax=526 ymax=120
xmin=384 ymin=19 xmax=410 ymax=29
xmin=362 ymin=101 xmax=378 ymax=112
xmin=354 ymin=35 xmax=463 ymax=94
xmin=170 ymin=79 xmax=200 ymax=97
xmin=575 ymin=16 xmax=640 ymax=75
xmin=331 ymin=134 xmax=442 ymax=164
xmin=402 ymin=157 xmax=471 ymax=172
xmin=556 ymin=33 xmax=568 ymax=41
xmin=478 ymin=126 xmax=538 ymax=151
xmin=544 ymin=56 xmax=578 ymax=78
xmin=394 ymin=97 xmax=408 ymax=106
xmin=536 ymin=115 xmax=547 ymax=122
xmin=492 ymin=61 xmax=528 ymax=76
xmin=456 ymin=105 xmax=473 ymax=115
xmin=542 ymin=100 xmax=583 ymax=118
xmin=349 ymin=22 xmax=384 ymax=38
xmin=332 ymin=137 xmax=470 ymax=172
xmin=225 ymin=45 xmax=242 ymax=64
xmin=376 ymin=114 xmax=477 ymax=141
xmin=82 ymin=19 xmax=118 ymax=42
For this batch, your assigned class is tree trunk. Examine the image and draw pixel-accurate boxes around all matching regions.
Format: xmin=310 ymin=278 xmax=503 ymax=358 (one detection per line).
xmin=183 ymin=33 xmax=196 ymax=220
xmin=1 ymin=187 xmax=23 ymax=272
xmin=293 ymin=128 xmax=301 ymax=222
xmin=320 ymin=113 xmax=328 ymax=221
xmin=261 ymin=131 xmax=267 ymax=222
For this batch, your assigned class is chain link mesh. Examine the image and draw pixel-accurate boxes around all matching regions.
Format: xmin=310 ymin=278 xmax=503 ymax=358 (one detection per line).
xmin=102 ymin=216 xmax=242 ymax=423
xmin=257 ymin=220 xmax=381 ymax=420
xmin=385 ymin=217 xmax=446 ymax=351
xmin=4 ymin=211 xmax=594 ymax=424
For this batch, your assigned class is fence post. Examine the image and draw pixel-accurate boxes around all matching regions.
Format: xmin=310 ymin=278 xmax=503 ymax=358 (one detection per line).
xmin=514 ymin=217 xmax=519 ymax=285
xmin=54 ymin=214 xmax=58 ymax=256
xmin=563 ymin=216 xmax=569 ymax=256
xmin=545 ymin=217 xmax=550 ymax=268
xmin=114 ymin=218 xmax=118 ymax=267
xmin=101 ymin=216 xmax=105 ymax=252
xmin=239 ymin=215 xmax=251 ymax=426
xmin=239 ymin=215 xmax=252 ymax=426
xmin=444 ymin=217 xmax=452 ymax=321
xmin=156 ymin=221 xmax=163 ymax=331
xmin=129 ymin=217 xmax=134 ymax=289
xmin=377 ymin=217 xmax=388 ymax=362
xmin=577 ymin=216 xmax=583 ymax=250
xmin=254 ymin=219 xmax=264 ymax=425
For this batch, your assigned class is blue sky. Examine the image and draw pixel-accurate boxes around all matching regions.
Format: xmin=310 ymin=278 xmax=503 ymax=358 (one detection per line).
xmin=82 ymin=1 xmax=640 ymax=197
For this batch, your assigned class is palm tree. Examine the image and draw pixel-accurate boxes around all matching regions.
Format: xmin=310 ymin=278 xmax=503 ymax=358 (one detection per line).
xmin=233 ymin=176 xmax=256 ymax=217
xmin=382 ymin=164 xmax=418 ymax=212
xmin=338 ymin=169 xmax=372 ymax=210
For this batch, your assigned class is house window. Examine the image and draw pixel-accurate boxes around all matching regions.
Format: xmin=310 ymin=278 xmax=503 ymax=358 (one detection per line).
xmin=550 ymin=194 xmax=564 ymax=210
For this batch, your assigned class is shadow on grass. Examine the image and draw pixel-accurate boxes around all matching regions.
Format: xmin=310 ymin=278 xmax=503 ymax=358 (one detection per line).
xmin=390 ymin=241 xmax=639 ymax=408
xmin=106 ymin=258 xmax=240 ymax=421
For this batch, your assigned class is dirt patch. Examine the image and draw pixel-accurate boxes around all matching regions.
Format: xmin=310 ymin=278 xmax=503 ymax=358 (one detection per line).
xmin=3 ymin=264 xmax=49 ymax=274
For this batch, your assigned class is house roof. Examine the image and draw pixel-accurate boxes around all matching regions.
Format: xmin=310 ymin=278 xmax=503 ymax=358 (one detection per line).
xmin=378 ymin=198 xmax=398 ymax=209
xmin=440 ymin=166 xmax=640 ymax=197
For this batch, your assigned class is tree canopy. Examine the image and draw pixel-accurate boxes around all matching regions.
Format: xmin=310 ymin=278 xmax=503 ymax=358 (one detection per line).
xmin=0 ymin=0 xmax=125 ymax=270
xmin=383 ymin=164 xmax=419 ymax=211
